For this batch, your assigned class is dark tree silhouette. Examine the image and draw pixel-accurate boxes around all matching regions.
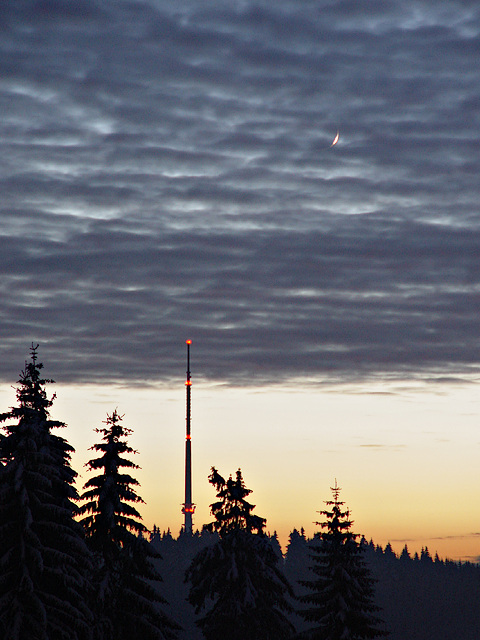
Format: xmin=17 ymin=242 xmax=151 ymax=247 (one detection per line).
xmin=79 ymin=409 xmax=179 ymax=640
xmin=186 ymin=467 xmax=295 ymax=640
xmin=0 ymin=345 xmax=92 ymax=640
xmin=299 ymin=480 xmax=388 ymax=639
xmin=285 ymin=528 xmax=309 ymax=573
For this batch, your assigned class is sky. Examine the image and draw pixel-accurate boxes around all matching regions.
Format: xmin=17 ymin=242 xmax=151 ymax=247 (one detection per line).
xmin=0 ymin=0 xmax=480 ymax=561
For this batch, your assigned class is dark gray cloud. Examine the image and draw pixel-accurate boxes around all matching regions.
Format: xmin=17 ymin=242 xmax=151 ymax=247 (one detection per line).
xmin=1 ymin=0 xmax=479 ymax=386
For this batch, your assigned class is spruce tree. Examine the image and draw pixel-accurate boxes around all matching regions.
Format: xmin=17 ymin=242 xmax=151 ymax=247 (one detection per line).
xmin=0 ymin=345 xmax=92 ymax=640
xmin=299 ymin=480 xmax=388 ymax=639
xmin=286 ymin=528 xmax=309 ymax=571
xmin=186 ymin=467 xmax=295 ymax=640
xmin=79 ymin=409 xmax=179 ymax=640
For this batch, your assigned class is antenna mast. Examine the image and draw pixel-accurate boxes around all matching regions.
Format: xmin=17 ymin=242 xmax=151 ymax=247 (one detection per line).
xmin=182 ymin=339 xmax=195 ymax=533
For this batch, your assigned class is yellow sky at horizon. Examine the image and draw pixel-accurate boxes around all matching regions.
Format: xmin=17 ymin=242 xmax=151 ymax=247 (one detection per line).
xmin=0 ymin=378 xmax=479 ymax=562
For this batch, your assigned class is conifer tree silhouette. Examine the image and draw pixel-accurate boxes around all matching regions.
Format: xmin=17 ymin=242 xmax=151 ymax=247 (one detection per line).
xmin=79 ymin=409 xmax=179 ymax=640
xmin=186 ymin=467 xmax=295 ymax=640
xmin=0 ymin=345 xmax=92 ymax=640
xmin=299 ymin=480 xmax=388 ymax=639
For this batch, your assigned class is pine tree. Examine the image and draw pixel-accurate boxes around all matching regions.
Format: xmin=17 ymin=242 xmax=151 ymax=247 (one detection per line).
xmin=299 ymin=480 xmax=388 ymax=639
xmin=186 ymin=467 xmax=295 ymax=640
xmin=0 ymin=345 xmax=92 ymax=640
xmin=399 ymin=544 xmax=411 ymax=563
xmin=79 ymin=409 xmax=179 ymax=640
xmin=286 ymin=528 xmax=309 ymax=570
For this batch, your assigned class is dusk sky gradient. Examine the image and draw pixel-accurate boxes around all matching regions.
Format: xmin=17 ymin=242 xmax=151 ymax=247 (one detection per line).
xmin=1 ymin=0 xmax=480 ymax=560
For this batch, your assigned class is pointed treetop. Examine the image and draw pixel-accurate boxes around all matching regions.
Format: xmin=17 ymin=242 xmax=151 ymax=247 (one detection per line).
xmin=29 ymin=342 xmax=39 ymax=363
xmin=331 ymin=478 xmax=341 ymax=503
xmin=0 ymin=344 xmax=62 ymax=432
xmin=206 ymin=466 xmax=266 ymax=537
xmin=315 ymin=479 xmax=354 ymax=538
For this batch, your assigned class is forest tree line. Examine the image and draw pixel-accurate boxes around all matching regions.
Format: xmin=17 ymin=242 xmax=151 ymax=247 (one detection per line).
xmin=1 ymin=346 xmax=479 ymax=640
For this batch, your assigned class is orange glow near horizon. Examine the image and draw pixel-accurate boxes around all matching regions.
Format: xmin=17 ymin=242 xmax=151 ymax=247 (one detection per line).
xmin=16 ymin=379 xmax=479 ymax=564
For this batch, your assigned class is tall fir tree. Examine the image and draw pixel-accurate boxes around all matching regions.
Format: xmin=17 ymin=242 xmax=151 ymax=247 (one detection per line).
xmin=186 ymin=467 xmax=295 ymax=640
xmin=0 ymin=345 xmax=92 ymax=640
xmin=299 ymin=480 xmax=388 ymax=640
xmin=79 ymin=409 xmax=179 ymax=640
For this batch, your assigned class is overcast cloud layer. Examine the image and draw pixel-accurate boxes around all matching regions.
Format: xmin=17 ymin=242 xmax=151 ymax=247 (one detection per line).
xmin=0 ymin=0 xmax=479 ymax=385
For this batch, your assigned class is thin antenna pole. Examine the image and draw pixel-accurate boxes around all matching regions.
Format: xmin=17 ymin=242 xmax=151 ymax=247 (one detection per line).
xmin=182 ymin=340 xmax=195 ymax=533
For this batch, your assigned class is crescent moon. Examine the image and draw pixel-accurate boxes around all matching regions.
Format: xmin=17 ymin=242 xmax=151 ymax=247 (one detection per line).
xmin=330 ymin=131 xmax=340 ymax=147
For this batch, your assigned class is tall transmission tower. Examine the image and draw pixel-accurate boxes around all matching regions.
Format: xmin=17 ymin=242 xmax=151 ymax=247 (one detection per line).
xmin=182 ymin=339 xmax=195 ymax=533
